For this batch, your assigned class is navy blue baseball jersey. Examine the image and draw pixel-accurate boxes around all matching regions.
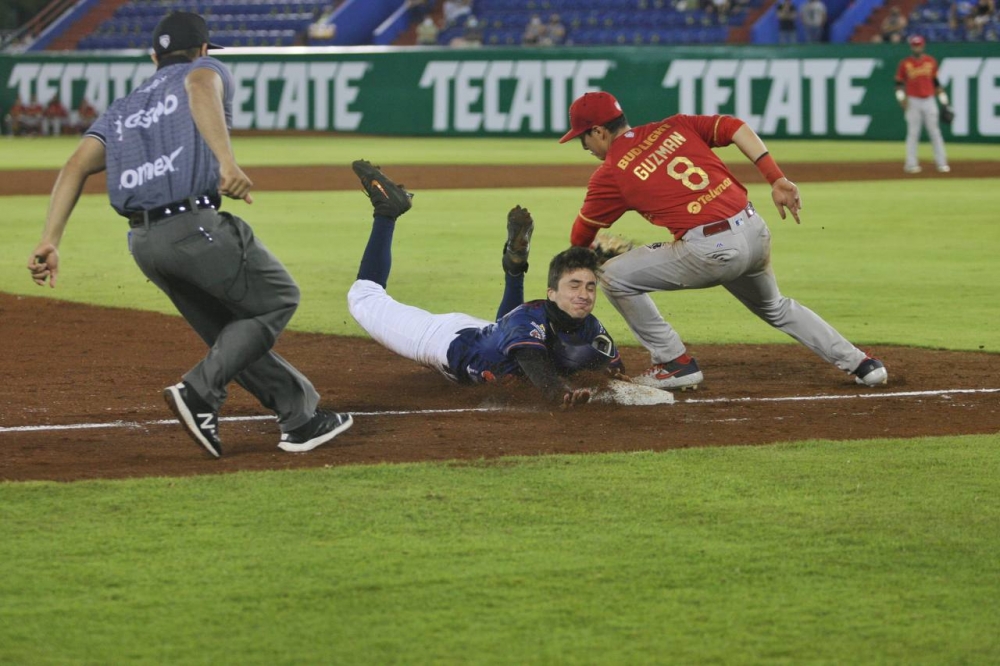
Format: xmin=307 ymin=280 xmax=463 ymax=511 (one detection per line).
xmin=85 ymin=56 xmax=234 ymax=215
xmin=445 ymin=299 xmax=622 ymax=384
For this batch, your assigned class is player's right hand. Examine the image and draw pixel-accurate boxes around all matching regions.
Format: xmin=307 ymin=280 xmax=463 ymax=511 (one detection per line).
xmin=28 ymin=243 xmax=59 ymax=288
xmin=561 ymin=388 xmax=592 ymax=410
xmin=219 ymin=161 xmax=254 ymax=204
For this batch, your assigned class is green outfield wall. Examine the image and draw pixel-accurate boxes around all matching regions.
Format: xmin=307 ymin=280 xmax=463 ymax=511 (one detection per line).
xmin=2 ymin=44 xmax=998 ymax=142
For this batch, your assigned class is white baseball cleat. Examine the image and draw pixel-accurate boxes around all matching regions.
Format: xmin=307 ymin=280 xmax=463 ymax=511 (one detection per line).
xmin=632 ymin=354 xmax=704 ymax=391
xmin=903 ymin=165 xmax=922 ymax=174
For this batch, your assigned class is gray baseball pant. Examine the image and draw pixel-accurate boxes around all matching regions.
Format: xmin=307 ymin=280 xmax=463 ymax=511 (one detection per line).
xmin=129 ymin=208 xmax=319 ymax=432
xmin=599 ymin=206 xmax=867 ymax=373
xmin=905 ymin=95 xmax=948 ymax=170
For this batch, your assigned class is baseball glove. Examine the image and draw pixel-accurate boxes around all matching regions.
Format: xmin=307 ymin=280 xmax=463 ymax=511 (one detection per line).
xmin=591 ymin=231 xmax=636 ymax=265
xmin=940 ymin=104 xmax=955 ymax=124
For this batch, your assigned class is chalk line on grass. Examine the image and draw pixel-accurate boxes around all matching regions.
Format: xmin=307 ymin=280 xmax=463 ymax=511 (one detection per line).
xmin=2 ymin=388 xmax=998 ymax=435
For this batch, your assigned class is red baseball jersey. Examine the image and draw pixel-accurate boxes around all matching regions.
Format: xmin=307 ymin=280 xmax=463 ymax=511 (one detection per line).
xmin=896 ymin=55 xmax=939 ymax=98
xmin=571 ymin=114 xmax=750 ymax=246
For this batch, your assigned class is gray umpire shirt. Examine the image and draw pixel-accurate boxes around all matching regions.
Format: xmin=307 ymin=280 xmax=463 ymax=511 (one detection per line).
xmin=85 ymin=56 xmax=234 ymax=215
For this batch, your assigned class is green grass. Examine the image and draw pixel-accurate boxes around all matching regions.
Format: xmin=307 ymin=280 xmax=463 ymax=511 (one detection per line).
xmin=5 ymin=134 xmax=1000 ymax=169
xmin=4 ymin=179 xmax=998 ymax=351
xmin=5 ymin=135 xmax=999 ymax=664
xmin=2 ymin=436 xmax=999 ymax=664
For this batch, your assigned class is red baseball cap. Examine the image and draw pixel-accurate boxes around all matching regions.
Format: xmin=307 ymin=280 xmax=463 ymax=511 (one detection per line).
xmin=908 ymin=35 xmax=926 ymax=47
xmin=558 ymin=91 xmax=624 ymax=144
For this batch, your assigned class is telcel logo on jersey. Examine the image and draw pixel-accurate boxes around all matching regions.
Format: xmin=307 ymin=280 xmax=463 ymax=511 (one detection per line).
xmin=124 ymin=94 xmax=179 ymax=129
xmin=120 ymin=146 xmax=184 ymax=189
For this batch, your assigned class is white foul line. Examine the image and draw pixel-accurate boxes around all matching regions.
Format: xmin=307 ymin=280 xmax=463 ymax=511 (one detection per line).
xmin=0 ymin=407 xmax=502 ymax=434
xmin=681 ymin=387 xmax=1000 ymax=404
xmin=1 ymin=388 xmax=997 ymax=435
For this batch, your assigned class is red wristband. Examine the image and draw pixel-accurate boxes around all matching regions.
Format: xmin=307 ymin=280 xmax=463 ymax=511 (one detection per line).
xmin=755 ymin=153 xmax=785 ymax=185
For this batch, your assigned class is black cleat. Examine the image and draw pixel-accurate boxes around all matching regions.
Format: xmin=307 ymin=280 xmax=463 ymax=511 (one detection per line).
xmin=351 ymin=160 xmax=413 ymax=219
xmin=278 ymin=409 xmax=354 ymax=453
xmin=502 ymin=205 xmax=534 ymax=275
xmin=163 ymin=382 xmax=221 ymax=458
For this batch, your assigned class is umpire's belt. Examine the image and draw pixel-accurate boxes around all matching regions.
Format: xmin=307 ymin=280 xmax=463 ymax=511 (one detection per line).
xmin=127 ymin=194 xmax=221 ymax=228
xmin=684 ymin=202 xmax=755 ymax=240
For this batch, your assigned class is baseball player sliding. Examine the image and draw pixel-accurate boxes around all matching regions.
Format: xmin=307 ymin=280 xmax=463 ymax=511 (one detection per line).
xmin=347 ymin=160 xmax=623 ymax=408
xmin=560 ymin=91 xmax=888 ymax=390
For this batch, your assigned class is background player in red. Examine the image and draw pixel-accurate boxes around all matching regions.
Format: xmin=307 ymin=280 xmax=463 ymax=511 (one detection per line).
xmin=895 ymin=35 xmax=950 ymax=174
xmin=3 ymin=96 xmax=23 ymax=135
xmin=74 ymin=97 xmax=99 ymax=134
xmin=42 ymin=95 xmax=69 ymax=136
xmin=559 ymin=91 xmax=887 ymax=390
xmin=20 ymin=94 xmax=43 ymax=135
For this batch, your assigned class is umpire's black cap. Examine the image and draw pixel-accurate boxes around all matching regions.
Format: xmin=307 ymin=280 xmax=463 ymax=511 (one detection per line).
xmin=152 ymin=12 xmax=223 ymax=56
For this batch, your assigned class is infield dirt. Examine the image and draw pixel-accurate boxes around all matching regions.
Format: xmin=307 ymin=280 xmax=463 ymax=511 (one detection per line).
xmin=3 ymin=162 xmax=998 ymax=482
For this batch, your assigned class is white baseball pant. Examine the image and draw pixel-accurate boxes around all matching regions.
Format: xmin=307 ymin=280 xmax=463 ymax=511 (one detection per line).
xmin=347 ymin=280 xmax=490 ymax=379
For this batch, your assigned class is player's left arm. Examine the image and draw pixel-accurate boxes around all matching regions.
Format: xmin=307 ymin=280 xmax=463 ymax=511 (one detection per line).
xmin=731 ymin=123 xmax=801 ymax=224
xmin=28 ymin=136 xmax=106 ymax=288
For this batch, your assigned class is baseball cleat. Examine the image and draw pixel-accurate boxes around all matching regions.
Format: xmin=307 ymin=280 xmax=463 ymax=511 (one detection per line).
xmin=502 ymin=205 xmax=534 ymax=275
xmin=903 ymin=165 xmax=922 ymax=174
xmin=853 ymin=356 xmax=888 ymax=386
xmin=351 ymin=160 xmax=413 ymax=219
xmin=632 ymin=354 xmax=704 ymax=391
xmin=937 ymin=165 xmax=951 ymax=173
xmin=163 ymin=382 xmax=222 ymax=458
xmin=278 ymin=409 xmax=354 ymax=453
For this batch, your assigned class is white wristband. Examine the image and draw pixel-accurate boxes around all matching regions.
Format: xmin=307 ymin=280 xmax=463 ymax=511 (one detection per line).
xmin=895 ymin=89 xmax=906 ymax=103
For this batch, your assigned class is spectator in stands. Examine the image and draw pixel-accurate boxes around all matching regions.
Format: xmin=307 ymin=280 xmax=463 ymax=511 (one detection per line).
xmin=949 ymin=0 xmax=974 ymax=30
xmin=416 ymin=16 xmax=440 ymax=45
xmin=20 ymin=94 xmax=44 ymax=136
xmin=968 ymin=0 xmax=996 ymax=38
xmin=3 ymin=96 xmax=23 ymax=136
xmin=76 ymin=98 xmax=98 ymax=134
xmin=43 ymin=96 xmax=69 ymax=136
xmin=542 ymin=14 xmax=566 ymax=46
xmin=407 ymin=0 xmax=431 ymax=23
xmin=443 ymin=0 xmax=473 ymax=30
xmin=462 ymin=15 xmax=482 ymax=45
xmin=800 ymin=0 xmax=827 ymax=42
xmin=880 ymin=6 xmax=908 ymax=43
xmin=522 ymin=14 xmax=545 ymax=45
xmin=777 ymin=0 xmax=798 ymax=43
xmin=711 ymin=0 xmax=733 ymax=23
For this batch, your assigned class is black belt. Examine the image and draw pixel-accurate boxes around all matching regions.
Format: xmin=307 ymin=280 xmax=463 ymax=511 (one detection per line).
xmin=127 ymin=194 xmax=220 ymax=228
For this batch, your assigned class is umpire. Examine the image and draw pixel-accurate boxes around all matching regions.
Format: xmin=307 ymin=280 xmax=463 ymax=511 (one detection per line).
xmin=27 ymin=11 xmax=352 ymax=458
